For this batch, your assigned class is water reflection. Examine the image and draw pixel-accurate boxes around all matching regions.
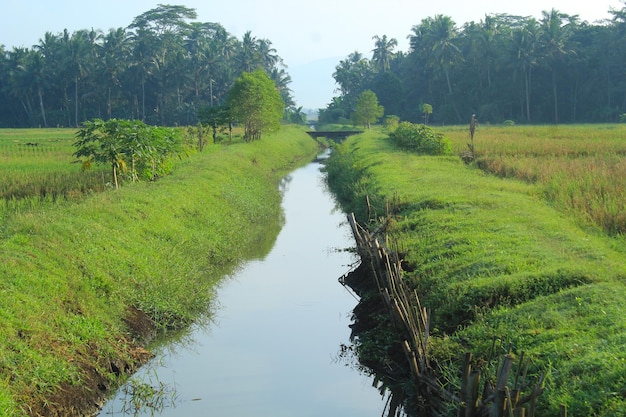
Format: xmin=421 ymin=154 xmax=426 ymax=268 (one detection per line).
xmin=99 ymin=151 xmax=386 ymax=417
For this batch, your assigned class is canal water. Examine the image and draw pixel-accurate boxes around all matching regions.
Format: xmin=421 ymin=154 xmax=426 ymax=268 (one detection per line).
xmin=99 ymin=150 xmax=385 ymax=416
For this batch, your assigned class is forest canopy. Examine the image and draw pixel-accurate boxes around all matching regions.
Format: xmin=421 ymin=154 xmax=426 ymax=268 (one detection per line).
xmin=320 ymin=4 xmax=626 ymax=125
xmin=0 ymin=4 xmax=294 ymax=128
xmin=3 ymin=4 xmax=626 ymax=127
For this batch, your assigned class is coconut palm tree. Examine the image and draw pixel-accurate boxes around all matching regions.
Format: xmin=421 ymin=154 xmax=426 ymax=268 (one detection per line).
xmin=269 ymin=67 xmax=294 ymax=108
xmin=509 ymin=18 xmax=539 ymax=121
xmin=256 ymin=38 xmax=280 ymax=73
xmin=237 ymin=31 xmax=259 ymax=73
xmin=371 ymin=34 xmax=398 ymax=72
xmin=539 ymin=9 xmax=577 ymax=123
xmin=64 ymin=29 xmax=101 ymax=126
xmin=99 ymin=27 xmax=130 ymax=118
xmin=427 ymin=15 xmax=463 ymax=95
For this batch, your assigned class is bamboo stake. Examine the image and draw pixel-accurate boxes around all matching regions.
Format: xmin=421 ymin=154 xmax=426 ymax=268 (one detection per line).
xmin=458 ymin=353 xmax=472 ymax=417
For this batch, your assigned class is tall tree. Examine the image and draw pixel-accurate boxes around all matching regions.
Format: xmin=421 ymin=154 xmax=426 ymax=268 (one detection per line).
xmin=411 ymin=15 xmax=463 ymax=95
xmin=371 ymin=34 xmax=398 ymax=72
xmin=332 ymin=51 xmax=374 ymax=110
xmin=226 ymin=69 xmax=284 ymax=141
xmin=24 ymin=50 xmax=48 ymax=127
xmin=269 ymin=66 xmax=294 ymax=108
xmin=128 ymin=4 xmax=197 ymax=124
xmin=509 ymin=18 xmax=540 ymax=121
xmin=99 ymin=27 xmax=130 ymax=119
xmin=64 ymin=29 xmax=101 ymax=127
xmin=129 ymin=4 xmax=197 ymax=35
xmin=184 ymin=22 xmax=214 ymax=100
xmin=353 ymin=90 xmax=384 ymax=129
xmin=256 ymin=38 xmax=280 ymax=73
xmin=237 ymin=31 xmax=259 ymax=73
xmin=6 ymin=48 xmax=36 ymax=125
xmin=539 ymin=9 xmax=577 ymax=123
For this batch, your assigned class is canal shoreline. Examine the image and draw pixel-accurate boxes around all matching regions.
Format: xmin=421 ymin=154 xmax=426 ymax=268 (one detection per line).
xmin=96 ymin=146 xmax=386 ymax=417
xmin=3 ymin=127 xmax=322 ymax=417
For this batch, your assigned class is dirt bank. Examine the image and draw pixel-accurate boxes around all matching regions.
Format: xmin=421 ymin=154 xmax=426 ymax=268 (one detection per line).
xmin=27 ymin=307 xmax=156 ymax=417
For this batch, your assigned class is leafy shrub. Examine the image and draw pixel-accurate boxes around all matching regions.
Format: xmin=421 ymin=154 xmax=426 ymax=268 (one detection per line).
xmin=383 ymin=115 xmax=400 ymax=131
xmin=619 ymin=113 xmax=626 ymax=123
xmin=388 ymin=122 xmax=452 ymax=155
xmin=503 ymin=119 xmax=516 ymax=126
xmin=74 ymin=119 xmax=185 ymax=188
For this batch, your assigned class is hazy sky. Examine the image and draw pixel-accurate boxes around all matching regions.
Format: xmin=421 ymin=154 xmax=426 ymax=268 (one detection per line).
xmin=1 ymin=0 xmax=622 ymax=109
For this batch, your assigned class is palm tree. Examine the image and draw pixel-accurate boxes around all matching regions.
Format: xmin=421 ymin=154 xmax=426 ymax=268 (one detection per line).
xmin=410 ymin=15 xmax=463 ymax=96
xmin=430 ymin=15 xmax=463 ymax=95
xmin=6 ymin=48 xmax=36 ymax=124
xmin=539 ymin=9 xmax=577 ymax=123
xmin=509 ymin=18 xmax=539 ymax=121
xmin=128 ymin=28 xmax=156 ymax=121
xmin=238 ymin=31 xmax=259 ymax=73
xmin=99 ymin=28 xmax=130 ymax=118
xmin=269 ymin=67 xmax=294 ymax=108
xmin=409 ymin=15 xmax=463 ymax=121
xmin=211 ymin=23 xmax=237 ymax=61
xmin=371 ymin=35 xmax=398 ymax=72
xmin=64 ymin=29 xmax=101 ymax=126
xmin=24 ymin=50 xmax=48 ymax=127
xmin=466 ymin=15 xmax=501 ymax=88
xmin=256 ymin=38 xmax=280 ymax=73
xmin=184 ymin=22 xmax=212 ymax=99
xmin=209 ymin=24 xmax=238 ymax=102
xmin=35 ymin=31 xmax=67 ymax=125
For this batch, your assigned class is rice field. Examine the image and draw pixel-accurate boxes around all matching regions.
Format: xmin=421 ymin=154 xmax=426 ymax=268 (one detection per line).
xmin=440 ymin=124 xmax=626 ymax=235
xmin=0 ymin=129 xmax=109 ymax=217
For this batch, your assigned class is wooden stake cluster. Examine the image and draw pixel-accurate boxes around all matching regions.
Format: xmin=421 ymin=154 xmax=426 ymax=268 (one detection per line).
xmin=348 ymin=213 xmax=431 ymax=379
xmin=347 ymin=212 xmax=549 ymax=417
xmin=459 ymin=351 xmax=546 ymax=417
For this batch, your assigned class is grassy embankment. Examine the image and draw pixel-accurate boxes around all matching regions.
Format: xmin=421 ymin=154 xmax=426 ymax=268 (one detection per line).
xmin=0 ymin=126 xmax=320 ymax=416
xmin=325 ymin=125 xmax=626 ymax=416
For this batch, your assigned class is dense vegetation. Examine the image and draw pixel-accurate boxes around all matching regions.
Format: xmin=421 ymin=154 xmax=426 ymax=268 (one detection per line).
xmin=325 ymin=126 xmax=626 ymax=416
xmin=0 ymin=5 xmax=302 ymax=128
xmin=226 ymin=69 xmax=285 ymax=141
xmin=73 ymin=119 xmax=186 ymax=189
xmin=0 ymin=126 xmax=320 ymax=416
xmin=320 ymin=4 xmax=626 ymax=125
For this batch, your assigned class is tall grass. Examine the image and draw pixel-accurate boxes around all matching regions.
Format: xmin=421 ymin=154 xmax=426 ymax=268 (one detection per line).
xmin=440 ymin=124 xmax=626 ymax=234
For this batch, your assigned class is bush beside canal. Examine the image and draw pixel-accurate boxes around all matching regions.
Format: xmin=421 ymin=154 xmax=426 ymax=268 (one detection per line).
xmin=325 ymin=128 xmax=626 ymax=416
xmin=0 ymin=125 xmax=320 ymax=416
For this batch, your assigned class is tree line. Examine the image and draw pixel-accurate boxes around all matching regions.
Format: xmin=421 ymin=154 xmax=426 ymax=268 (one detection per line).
xmin=0 ymin=4 xmax=297 ymax=128
xmin=320 ymin=4 xmax=626 ymax=125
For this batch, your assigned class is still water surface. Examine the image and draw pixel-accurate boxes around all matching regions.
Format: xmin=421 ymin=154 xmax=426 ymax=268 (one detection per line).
xmin=99 ymin=151 xmax=384 ymax=416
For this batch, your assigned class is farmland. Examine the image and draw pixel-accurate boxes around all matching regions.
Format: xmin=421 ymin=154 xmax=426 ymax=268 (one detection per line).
xmin=0 ymin=129 xmax=109 ymax=218
xmin=442 ymin=124 xmax=626 ymax=235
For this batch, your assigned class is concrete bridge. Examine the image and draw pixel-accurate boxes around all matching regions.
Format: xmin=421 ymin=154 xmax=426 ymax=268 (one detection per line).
xmin=306 ymin=130 xmax=363 ymax=143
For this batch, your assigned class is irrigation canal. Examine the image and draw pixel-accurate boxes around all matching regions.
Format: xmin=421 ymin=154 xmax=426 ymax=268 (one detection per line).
xmin=98 ymin=149 xmax=386 ymax=416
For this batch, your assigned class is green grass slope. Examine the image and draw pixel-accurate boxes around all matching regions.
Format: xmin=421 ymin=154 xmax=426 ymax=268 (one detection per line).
xmin=0 ymin=125 xmax=320 ymax=416
xmin=325 ymin=129 xmax=626 ymax=416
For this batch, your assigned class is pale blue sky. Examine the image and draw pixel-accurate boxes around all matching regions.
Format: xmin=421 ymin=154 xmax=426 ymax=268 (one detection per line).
xmin=1 ymin=0 xmax=622 ymax=109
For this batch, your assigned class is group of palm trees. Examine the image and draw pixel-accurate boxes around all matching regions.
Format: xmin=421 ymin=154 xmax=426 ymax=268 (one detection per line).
xmin=322 ymin=6 xmax=626 ymax=125
xmin=0 ymin=5 xmax=295 ymax=128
